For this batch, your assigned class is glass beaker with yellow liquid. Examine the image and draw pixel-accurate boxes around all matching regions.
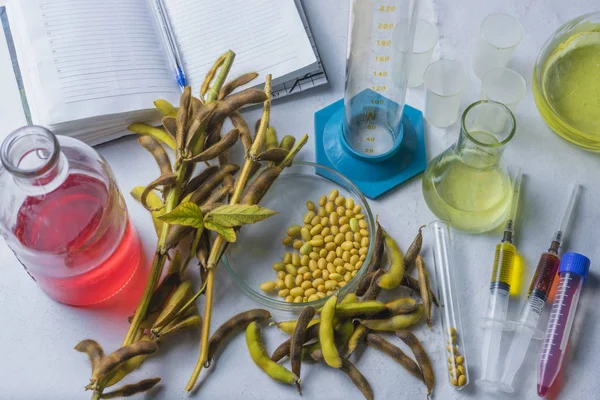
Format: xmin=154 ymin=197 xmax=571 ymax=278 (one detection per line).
xmin=422 ymin=100 xmax=516 ymax=233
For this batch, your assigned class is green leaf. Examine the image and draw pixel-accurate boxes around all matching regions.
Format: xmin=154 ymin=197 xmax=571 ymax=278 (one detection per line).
xmin=158 ymin=202 xmax=204 ymax=228
xmin=204 ymin=221 xmax=237 ymax=243
xmin=204 ymin=204 xmax=277 ymax=228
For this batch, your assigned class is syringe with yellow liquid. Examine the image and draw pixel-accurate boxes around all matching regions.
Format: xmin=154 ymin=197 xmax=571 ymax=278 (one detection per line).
xmin=476 ymin=170 xmax=522 ymax=391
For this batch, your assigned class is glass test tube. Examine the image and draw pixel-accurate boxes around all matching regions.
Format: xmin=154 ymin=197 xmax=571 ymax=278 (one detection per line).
xmin=429 ymin=220 xmax=470 ymax=389
xmin=344 ymin=0 xmax=418 ymax=156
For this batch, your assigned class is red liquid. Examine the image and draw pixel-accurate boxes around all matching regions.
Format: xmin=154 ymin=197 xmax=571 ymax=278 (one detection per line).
xmin=14 ymin=173 xmax=143 ymax=306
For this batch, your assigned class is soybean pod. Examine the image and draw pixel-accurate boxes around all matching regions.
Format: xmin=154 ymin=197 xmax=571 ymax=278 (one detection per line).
xmin=319 ymin=295 xmax=342 ymax=368
xmin=365 ymin=222 xmax=385 ymax=276
xmin=241 ymin=167 xmax=281 ymax=205
xmin=271 ymin=323 xmax=319 ymax=363
xmin=218 ymin=72 xmax=259 ymax=100
xmin=377 ymin=226 xmax=405 ymax=290
xmin=279 ymin=135 xmax=296 ymax=151
xmin=366 ymin=333 xmax=424 ymax=383
xmin=74 ymin=340 xmax=104 ymax=373
xmin=100 ymin=377 xmax=161 ymax=399
xmin=396 ymin=329 xmax=435 ymax=396
xmin=290 ymin=307 xmax=315 ymax=393
xmin=385 ymin=297 xmax=418 ymax=315
xmin=92 ymin=341 xmax=159 ymax=381
xmin=246 ymin=322 xmax=299 ymax=386
xmin=311 ymin=351 xmax=373 ymax=400
xmin=184 ymin=128 xmax=239 ymax=163
xmin=332 ymin=301 xmax=388 ymax=317
xmin=357 ymin=305 xmax=424 ymax=332
xmin=229 ymin=111 xmax=253 ymax=151
xmin=138 ymin=135 xmax=172 ymax=175
xmin=415 ymin=255 xmax=433 ymax=328
xmin=402 ymin=276 xmax=440 ymax=307
xmin=162 ymin=116 xmax=177 ymax=138
xmin=404 ymin=225 xmax=425 ymax=272
xmin=347 ymin=324 xmax=369 ymax=356
xmin=206 ymin=309 xmax=271 ymax=367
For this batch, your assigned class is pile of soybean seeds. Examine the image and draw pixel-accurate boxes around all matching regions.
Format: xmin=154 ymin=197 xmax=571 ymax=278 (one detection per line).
xmin=260 ymin=189 xmax=369 ymax=303
xmin=446 ymin=327 xmax=467 ymax=387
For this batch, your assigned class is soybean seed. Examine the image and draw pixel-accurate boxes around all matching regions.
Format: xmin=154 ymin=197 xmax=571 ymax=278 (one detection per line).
xmin=358 ymin=219 xmax=368 ymax=229
xmin=300 ymin=242 xmax=312 ymax=255
xmin=327 ymin=264 xmax=337 ymax=274
xmin=301 ymin=255 xmax=310 ymax=266
xmin=290 ymin=287 xmax=304 ymax=297
xmin=273 ymin=262 xmax=285 ymax=271
xmin=309 ymin=252 xmax=320 ymax=261
xmin=305 ymin=288 xmax=317 ymax=297
xmin=275 ymin=279 xmax=286 ymax=290
xmin=293 ymin=296 xmax=303 ymax=303
xmin=456 ymin=356 xmax=464 ymax=365
xmin=325 ymin=280 xmax=338 ymax=290
xmin=336 ymin=206 xmax=346 ymax=216
xmin=344 ymin=272 xmax=352 ymax=282
xmin=309 ymin=260 xmax=318 ymax=271
xmin=285 ymin=264 xmax=297 ymax=276
xmin=303 ymin=272 xmax=312 ymax=281
xmin=322 ymin=271 xmax=330 ymax=280
xmin=312 ymin=269 xmax=322 ymax=279
xmin=277 ymin=271 xmax=286 ymax=280
xmin=341 ymin=241 xmax=353 ymax=251
xmin=345 ymin=232 xmax=354 ymax=242
xmin=340 ymin=224 xmax=350 ymax=234
xmin=338 ymin=281 xmax=346 ymax=288
xmin=353 ymin=205 xmax=361 ymax=214
xmin=350 ymin=255 xmax=359 ymax=265
xmin=330 ymin=225 xmax=339 ymax=235
xmin=349 ymin=218 xmax=359 ymax=232
xmin=336 ymin=266 xmax=346 ymax=275
xmin=325 ymin=202 xmax=335 ymax=213
xmin=356 ymin=260 xmax=364 ymax=270
xmin=353 ymin=232 xmax=362 ymax=242
xmin=345 ymin=198 xmax=354 ymax=210
xmin=330 ymin=212 xmax=339 ymax=226
xmin=301 ymin=281 xmax=312 ymax=291
xmin=335 ymin=247 xmax=343 ymax=257
xmin=293 ymin=240 xmax=303 ymax=250
xmin=310 ymin=216 xmax=320 ymax=226
xmin=310 ymin=238 xmax=324 ymax=247
xmin=317 ymin=284 xmax=326 ymax=293
xmin=345 ymin=209 xmax=354 ymax=218
xmin=295 ymin=274 xmax=303 ymax=286
xmin=292 ymin=253 xmax=301 ymax=266
xmin=334 ymin=258 xmax=344 ymax=267
xmin=334 ymin=195 xmax=345 ymax=206
xmin=284 ymin=275 xmax=295 ymax=289
xmin=279 ymin=289 xmax=290 ymax=298
xmin=342 ymin=252 xmax=351 ymax=262
xmin=303 ymin=211 xmax=315 ymax=224
xmin=260 ymin=282 xmax=276 ymax=292
xmin=319 ymin=196 xmax=327 ymax=207
xmin=306 ymin=201 xmax=315 ymax=211
xmin=282 ymin=236 xmax=293 ymax=246
xmin=318 ymin=208 xmax=327 ymax=217
xmin=359 ymin=229 xmax=369 ymax=237
xmin=308 ymin=294 xmax=320 ymax=302
xmin=458 ymin=375 xmax=467 ymax=386
xmin=325 ymin=242 xmax=336 ymax=251
xmin=350 ymin=248 xmax=359 ymax=256
xmin=355 ymin=213 xmax=365 ymax=220
xmin=334 ymin=233 xmax=344 ymax=245
xmin=287 ymin=225 xmax=302 ymax=237
xmin=328 ymin=189 xmax=339 ymax=201
xmin=329 ymin=273 xmax=343 ymax=282
xmin=344 ymin=263 xmax=355 ymax=271
xmin=326 ymin=252 xmax=336 ymax=262
xmin=317 ymin=292 xmax=326 ymax=299
xmin=317 ymin=259 xmax=327 ymax=269
xmin=285 ymin=295 xmax=294 ymax=302
xmin=320 ymin=217 xmax=329 ymax=227
xmin=283 ymin=252 xmax=292 ymax=264
xmin=312 ymin=278 xmax=324 ymax=288
xmin=310 ymin=224 xmax=323 ymax=235
xmin=300 ymin=227 xmax=311 ymax=242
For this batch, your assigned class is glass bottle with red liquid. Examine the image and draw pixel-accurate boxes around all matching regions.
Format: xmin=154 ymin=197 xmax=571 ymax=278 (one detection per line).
xmin=0 ymin=126 xmax=143 ymax=306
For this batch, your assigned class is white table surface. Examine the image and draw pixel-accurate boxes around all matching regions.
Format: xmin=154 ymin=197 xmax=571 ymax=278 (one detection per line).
xmin=1 ymin=1 xmax=600 ymax=399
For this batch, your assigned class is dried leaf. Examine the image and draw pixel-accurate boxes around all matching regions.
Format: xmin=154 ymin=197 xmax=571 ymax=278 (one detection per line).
xmin=204 ymin=204 xmax=277 ymax=227
xmin=158 ymin=202 xmax=204 ymax=229
xmin=204 ymin=220 xmax=236 ymax=243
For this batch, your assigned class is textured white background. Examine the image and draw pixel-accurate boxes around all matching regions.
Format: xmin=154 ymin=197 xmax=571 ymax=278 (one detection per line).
xmin=1 ymin=0 xmax=599 ymax=399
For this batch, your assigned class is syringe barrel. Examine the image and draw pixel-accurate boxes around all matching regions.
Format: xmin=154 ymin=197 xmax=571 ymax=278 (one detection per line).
xmin=429 ymin=220 xmax=470 ymax=389
xmin=489 ymin=241 xmax=516 ymax=291
xmin=526 ymin=251 xmax=561 ymax=303
xmin=344 ymin=0 xmax=418 ymax=155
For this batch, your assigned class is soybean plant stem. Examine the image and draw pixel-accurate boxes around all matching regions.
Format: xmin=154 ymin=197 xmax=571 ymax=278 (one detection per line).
xmin=186 ymin=75 xmax=273 ymax=392
xmin=122 ymin=51 xmax=235 ymax=348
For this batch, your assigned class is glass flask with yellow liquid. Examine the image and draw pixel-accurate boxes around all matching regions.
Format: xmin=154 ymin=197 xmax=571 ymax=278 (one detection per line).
xmin=422 ymin=100 xmax=516 ymax=233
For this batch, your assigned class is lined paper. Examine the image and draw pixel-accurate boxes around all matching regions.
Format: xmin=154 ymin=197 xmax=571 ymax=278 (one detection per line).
xmin=11 ymin=0 xmax=179 ymax=124
xmin=162 ymin=0 xmax=317 ymax=92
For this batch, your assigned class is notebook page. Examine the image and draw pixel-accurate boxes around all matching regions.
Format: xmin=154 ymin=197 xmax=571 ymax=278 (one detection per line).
xmin=162 ymin=0 xmax=317 ymax=92
xmin=10 ymin=0 xmax=180 ymax=125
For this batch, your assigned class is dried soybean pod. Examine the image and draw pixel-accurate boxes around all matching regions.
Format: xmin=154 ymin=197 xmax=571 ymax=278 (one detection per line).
xmin=181 ymin=166 xmax=219 ymax=197
xmin=230 ymin=111 xmax=253 ymax=151
xmin=74 ymin=339 xmax=104 ymax=373
xmin=271 ymin=323 xmax=320 ymax=362
xmin=386 ymin=297 xmax=418 ymax=315
xmin=138 ymin=135 xmax=172 ymax=175
xmin=357 ymin=305 xmax=424 ymax=331
xmin=200 ymin=52 xmax=226 ymax=99
xmin=362 ymin=269 xmax=384 ymax=301
xmin=152 ymin=280 xmax=193 ymax=330
xmin=188 ymin=164 xmax=240 ymax=205
xmin=93 ymin=341 xmax=159 ymax=381
xmin=140 ymin=173 xmax=177 ymax=207
xmin=366 ymin=333 xmax=424 ymax=383
xmin=365 ymin=222 xmax=385 ymax=275
xmin=162 ymin=116 xmax=178 ymax=138
xmin=340 ymin=358 xmax=374 ymax=400
xmin=320 ymin=295 xmax=342 ymax=368
xmin=279 ymin=135 xmax=296 ymax=151
xmin=290 ymin=307 xmax=316 ymax=393
xmin=206 ymin=309 xmax=271 ymax=366
xmin=209 ymin=88 xmax=268 ymax=128
xmin=196 ymin=230 xmax=211 ymax=270
xmin=147 ymin=272 xmax=180 ymax=315
xmin=402 ymin=276 xmax=440 ymax=307
xmin=377 ymin=226 xmax=405 ymax=290
xmin=158 ymin=315 xmax=202 ymax=338
xmin=355 ymin=269 xmax=383 ymax=297
xmin=176 ymin=86 xmax=192 ymax=152
xmin=218 ymin=72 xmax=259 ymax=100
xmin=347 ymin=324 xmax=369 ymax=356
xmin=185 ymin=128 xmax=239 ymax=163
xmin=334 ymin=301 xmax=388 ymax=317
xmin=416 ymin=256 xmax=433 ymax=327
xmin=100 ymin=377 xmax=161 ymax=399
xmin=256 ymin=148 xmax=289 ymax=163
xmin=241 ymin=166 xmax=281 ymax=205
xmin=404 ymin=225 xmax=425 ymax=272
xmin=246 ymin=322 xmax=300 ymax=386
xmin=396 ymin=329 xmax=435 ymax=396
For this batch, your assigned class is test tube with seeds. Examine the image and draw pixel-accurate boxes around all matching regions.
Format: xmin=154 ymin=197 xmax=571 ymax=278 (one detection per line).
xmin=429 ymin=220 xmax=470 ymax=389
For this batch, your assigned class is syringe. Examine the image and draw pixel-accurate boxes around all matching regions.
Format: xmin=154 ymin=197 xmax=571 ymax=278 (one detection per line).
xmin=475 ymin=170 xmax=522 ymax=391
xmin=498 ymin=183 xmax=581 ymax=393
xmin=538 ymin=252 xmax=590 ymax=397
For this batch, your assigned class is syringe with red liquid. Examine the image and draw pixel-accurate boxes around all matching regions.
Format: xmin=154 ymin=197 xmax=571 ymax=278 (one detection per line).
xmin=499 ymin=183 xmax=580 ymax=393
xmin=538 ymin=252 xmax=590 ymax=397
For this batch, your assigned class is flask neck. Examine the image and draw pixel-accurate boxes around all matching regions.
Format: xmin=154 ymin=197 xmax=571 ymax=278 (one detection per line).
xmin=1 ymin=126 xmax=68 ymax=192
xmin=455 ymin=100 xmax=515 ymax=168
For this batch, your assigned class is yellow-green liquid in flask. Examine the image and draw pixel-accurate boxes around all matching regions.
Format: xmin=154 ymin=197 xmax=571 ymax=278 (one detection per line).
xmin=422 ymin=131 xmax=512 ymax=233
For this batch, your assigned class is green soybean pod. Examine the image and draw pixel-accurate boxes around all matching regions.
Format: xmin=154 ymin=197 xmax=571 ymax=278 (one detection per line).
xmin=319 ymin=295 xmax=341 ymax=368
xmin=246 ymin=322 xmax=299 ymax=386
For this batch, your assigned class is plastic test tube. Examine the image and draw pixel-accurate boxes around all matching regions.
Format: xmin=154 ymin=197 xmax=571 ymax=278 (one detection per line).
xmin=481 ymin=67 xmax=526 ymax=113
xmin=538 ymin=252 xmax=591 ymax=397
xmin=499 ymin=183 xmax=581 ymax=393
xmin=423 ymin=59 xmax=467 ymax=128
xmin=429 ymin=220 xmax=470 ymax=389
xmin=472 ymin=14 xmax=523 ymax=79
xmin=476 ymin=170 xmax=522 ymax=391
xmin=395 ymin=19 xmax=439 ymax=87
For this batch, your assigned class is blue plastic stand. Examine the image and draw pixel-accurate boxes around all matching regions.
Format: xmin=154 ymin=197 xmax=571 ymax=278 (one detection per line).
xmin=314 ymin=92 xmax=427 ymax=199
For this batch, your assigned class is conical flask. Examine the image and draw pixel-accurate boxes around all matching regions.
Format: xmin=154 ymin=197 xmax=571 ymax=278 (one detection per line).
xmin=422 ymin=101 xmax=516 ymax=233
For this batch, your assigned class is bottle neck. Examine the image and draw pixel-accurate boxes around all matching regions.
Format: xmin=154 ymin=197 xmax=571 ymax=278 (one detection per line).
xmin=1 ymin=126 xmax=68 ymax=194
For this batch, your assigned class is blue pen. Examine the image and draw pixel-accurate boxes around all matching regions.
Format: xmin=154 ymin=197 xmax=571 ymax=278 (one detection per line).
xmin=155 ymin=0 xmax=186 ymax=89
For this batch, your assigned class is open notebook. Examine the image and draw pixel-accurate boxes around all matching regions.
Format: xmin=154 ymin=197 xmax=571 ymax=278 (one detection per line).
xmin=2 ymin=0 xmax=326 ymax=145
